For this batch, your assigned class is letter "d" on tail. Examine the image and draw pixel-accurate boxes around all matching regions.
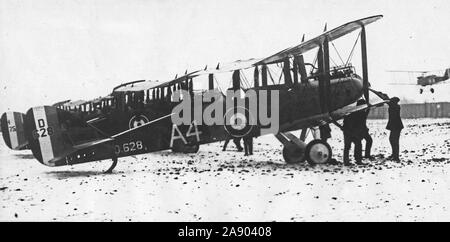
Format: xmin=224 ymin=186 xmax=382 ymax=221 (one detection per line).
xmin=24 ymin=106 xmax=73 ymax=166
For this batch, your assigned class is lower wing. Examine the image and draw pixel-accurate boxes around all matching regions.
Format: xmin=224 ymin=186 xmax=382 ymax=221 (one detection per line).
xmin=279 ymin=100 xmax=388 ymax=132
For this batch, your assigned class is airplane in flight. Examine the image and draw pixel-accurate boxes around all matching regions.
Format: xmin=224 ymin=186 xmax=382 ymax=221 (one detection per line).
xmin=387 ymin=68 xmax=450 ymax=94
xmin=1 ymin=15 xmax=390 ymax=173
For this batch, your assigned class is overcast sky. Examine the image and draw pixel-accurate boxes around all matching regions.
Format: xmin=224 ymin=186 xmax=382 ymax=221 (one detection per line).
xmin=1 ymin=0 xmax=449 ymax=114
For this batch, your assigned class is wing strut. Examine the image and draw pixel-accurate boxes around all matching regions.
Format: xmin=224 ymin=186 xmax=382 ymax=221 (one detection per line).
xmin=208 ymin=74 xmax=214 ymax=90
xmin=292 ymin=57 xmax=299 ymax=84
xmin=261 ymin=65 xmax=268 ymax=86
xmin=360 ymin=25 xmax=370 ymax=103
xmin=317 ymin=37 xmax=331 ymax=113
xmin=297 ymin=55 xmax=308 ymax=83
xmin=283 ymin=58 xmax=293 ymax=85
xmin=254 ymin=66 xmax=260 ymax=87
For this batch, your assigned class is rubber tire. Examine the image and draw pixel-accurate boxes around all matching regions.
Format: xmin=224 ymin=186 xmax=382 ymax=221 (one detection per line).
xmin=282 ymin=143 xmax=306 ymax=164
xmin=184 ymin=144 xmax=200 ymax=154
xmin=172 ymin=142 xmax=200 ymax=154
xmin=305 ymin=139 xmax=332 ymax=165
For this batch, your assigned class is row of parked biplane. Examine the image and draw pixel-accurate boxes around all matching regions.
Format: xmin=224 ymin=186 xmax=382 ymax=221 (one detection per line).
xmin=2 ymin=15 xmax=394 ymax=173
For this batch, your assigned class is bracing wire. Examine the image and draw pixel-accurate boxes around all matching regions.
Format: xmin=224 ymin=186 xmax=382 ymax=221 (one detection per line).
xmin=213 ymin=75 xmax=224 ymax=94
xmin=329 ymin=55 xmax=338 ymax=67
xmin=267 ymin=66 xmax=277 ymax=85
xmin=240 ymin=71 xmax=251 ymax=89
xmin=331 ymin=41 xmax=345 ymax=66
xmin=345 ymin=30 xmax=361 ymax=66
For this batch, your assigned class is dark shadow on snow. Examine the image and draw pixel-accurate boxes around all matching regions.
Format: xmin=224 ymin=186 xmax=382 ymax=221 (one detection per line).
xmin=14 ymin=153 xmax=35 ymax=159
xmin=44 ymin=170 xmax=109 ymax=179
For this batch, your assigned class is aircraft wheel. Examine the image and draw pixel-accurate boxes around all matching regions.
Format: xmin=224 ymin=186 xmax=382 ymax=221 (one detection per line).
xmin=430 ymin=88 xmax=434 ymax=93
xmin=305 ymin=139 xmax=332 ymax=165
xmin=172 ymin=142 xmax=199 ymax=153
xmin=184 ymin=144 xmax=200 ymax=154
xmin=419 ymin=88 xmax=423 ymax=94
xmin=282 ymin=143 xmax=306 ymax=164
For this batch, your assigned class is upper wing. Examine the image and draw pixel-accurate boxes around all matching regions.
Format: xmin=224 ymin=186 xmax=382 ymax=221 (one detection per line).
xmin=167 ymin=15 xmax=383 ymax=80
xmin=387 ymin=83 xmax=418 ymax=86
xmin=256 ymin=15 xmax=383 ymax=65
xmin=191 ymin=58 xmax=263 ymax=77
xmin=386 ymin=70 xmax=429 ymax=74
xmin=113 ymin=80 xmax=162 ymax=92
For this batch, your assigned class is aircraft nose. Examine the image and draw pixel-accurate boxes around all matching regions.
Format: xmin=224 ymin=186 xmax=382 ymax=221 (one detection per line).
xmin=347 ymin=75 xmax=364 ymax=100
xmin=329 ymin=76 xmax=364 ymax=110
xmin=347 ymin=75 xmax=364 ymax=95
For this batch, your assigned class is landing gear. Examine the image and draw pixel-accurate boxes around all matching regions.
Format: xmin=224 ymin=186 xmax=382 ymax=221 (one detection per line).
xmin=105 ymin=156 xmax=118 ymax=174
xmin=172 ymin=141 xmax=200 ymax=153
xmin=420 ymin=88 xmax=423 ymax=94
xmin=184 ymin=144 xmax=200 ymax=153
xmin=282 ymin=143 xmax=306 ymax=164
xmin=305 ymin=139 xmax=332 ymax=165
xmin=430 ymin=87 xmax=434 ymax=93
xmin=276 ymin=131 xmax=333 ymax=165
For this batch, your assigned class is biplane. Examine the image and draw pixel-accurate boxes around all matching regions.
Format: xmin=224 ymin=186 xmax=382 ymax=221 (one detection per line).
xmin=387 ymin=68 xmax=450 ymax=94
xmin=1 ymin=15 xmax=390 ymax=173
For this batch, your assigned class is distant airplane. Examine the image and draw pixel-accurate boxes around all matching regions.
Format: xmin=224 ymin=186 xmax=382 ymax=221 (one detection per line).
xmin=387 ymin=68 xmax=450 ymax=94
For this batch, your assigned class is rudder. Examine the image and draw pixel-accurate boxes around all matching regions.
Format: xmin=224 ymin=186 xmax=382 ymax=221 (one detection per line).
xmin=1 ymin=112 xmax=28 ymax=150
xmin=24 ymin=106 xmax=111 ymax=167
xmin=25 ymin=106 xmax=73 ymax=166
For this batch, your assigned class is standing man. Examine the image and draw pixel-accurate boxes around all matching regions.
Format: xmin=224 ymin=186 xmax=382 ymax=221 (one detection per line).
xmin=356 ymin=99 xmax=373 ymax=159
xmin=386 ymin=97 xmax=403 ymax=161
xmin=319 ymin=124 xmax=331 ymax=142
xmin=222 ymin=136 xmax=243 ymax=152
xmin=342 ymin=101 xmax=370 ymax=166
xmin=342 ymin=112 xmax=364 ymax=166
xmin=243 ymin=135 xmax=253 ymax=156
xmin=243 ymin=122 xmax=257 ymax=156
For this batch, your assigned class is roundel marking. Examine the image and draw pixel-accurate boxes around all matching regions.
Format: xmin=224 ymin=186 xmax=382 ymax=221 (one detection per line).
xmin=224 ymin=106 xmax=254 ymax=138
xmin=129 ymin=115 xmax=150 ymax=129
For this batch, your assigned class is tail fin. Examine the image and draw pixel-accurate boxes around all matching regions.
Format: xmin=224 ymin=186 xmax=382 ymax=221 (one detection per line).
xmin=1 ymin=112 xmax=29 ymax=150
xmin=445 ymin=68 xmax=450 ymax=79
xmin=24 ymin=106 xmax=106 ymax=166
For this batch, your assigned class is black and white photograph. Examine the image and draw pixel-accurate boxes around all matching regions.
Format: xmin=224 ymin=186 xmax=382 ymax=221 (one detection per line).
xmin=1 ymin=0 xmax=450 ymax=226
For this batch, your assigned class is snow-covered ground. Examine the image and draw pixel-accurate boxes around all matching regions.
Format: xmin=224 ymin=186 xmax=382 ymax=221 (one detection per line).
xmin=0 ymin=118 xmax=449 ymax=221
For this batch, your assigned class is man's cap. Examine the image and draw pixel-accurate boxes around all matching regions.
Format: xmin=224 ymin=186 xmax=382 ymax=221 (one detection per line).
xmin=390 ymin=97 xmax=400 ymax=103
